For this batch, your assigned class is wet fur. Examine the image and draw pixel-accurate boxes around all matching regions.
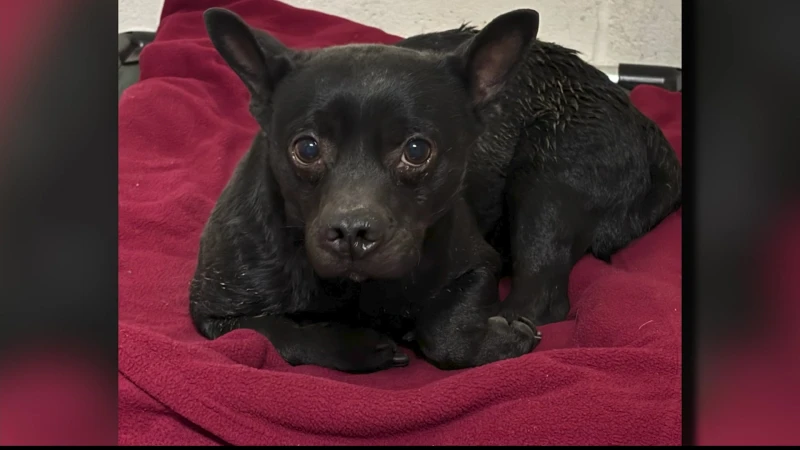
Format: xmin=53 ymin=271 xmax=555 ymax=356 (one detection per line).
xmin=396 ymin=26 xmax=681 ymax=324
xmin=398 ymin=25 xmax=681 ymax=263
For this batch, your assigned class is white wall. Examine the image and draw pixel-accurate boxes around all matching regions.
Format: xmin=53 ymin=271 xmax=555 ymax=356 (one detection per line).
xmin=118 ymin=0 xmax=681 ymax=67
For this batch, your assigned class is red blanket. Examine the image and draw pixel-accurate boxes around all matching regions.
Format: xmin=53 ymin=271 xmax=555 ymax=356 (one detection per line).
xmin=118 ymin=0 xmax=682 ymax=445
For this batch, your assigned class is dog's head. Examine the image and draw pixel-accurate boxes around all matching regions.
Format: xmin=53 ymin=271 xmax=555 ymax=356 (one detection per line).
xmin=204 ymin=8 xmax=538 ymax=282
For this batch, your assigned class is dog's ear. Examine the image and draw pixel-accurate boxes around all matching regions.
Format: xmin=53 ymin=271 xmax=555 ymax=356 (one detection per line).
xmin=453 ymin=9 xmax=539 ymax=106
xmin=204 ymin=8 xmax=294 ymax=99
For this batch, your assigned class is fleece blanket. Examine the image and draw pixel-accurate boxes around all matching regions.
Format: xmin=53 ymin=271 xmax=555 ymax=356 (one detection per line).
xmin=118 ymin=0 xmax=682 ymax=445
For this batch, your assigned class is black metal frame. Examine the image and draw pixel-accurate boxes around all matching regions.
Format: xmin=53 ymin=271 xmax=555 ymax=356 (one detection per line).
xmin=119 ymin=31 xmax=156 ymax=99
xmin=617 ymin=63 xmax=681 ymax=92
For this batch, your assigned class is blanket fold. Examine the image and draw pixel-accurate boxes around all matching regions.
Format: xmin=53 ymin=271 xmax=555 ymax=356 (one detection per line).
xmin=118 ymin=0 xmax=682 ymax=445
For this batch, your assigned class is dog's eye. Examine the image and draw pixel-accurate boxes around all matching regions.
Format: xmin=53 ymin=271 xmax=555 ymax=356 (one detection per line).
xmin=401 ymin=138 xmax=432 ymax=166
xmin=293 ymin=137 xmax=320 ymax=164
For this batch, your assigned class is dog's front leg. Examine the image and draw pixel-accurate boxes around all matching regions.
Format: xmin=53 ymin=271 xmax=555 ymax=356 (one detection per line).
xmin=414 ymin=268 xmax=542 ymax=370
xmin=200 ymin=314 xmax=409 ymax=373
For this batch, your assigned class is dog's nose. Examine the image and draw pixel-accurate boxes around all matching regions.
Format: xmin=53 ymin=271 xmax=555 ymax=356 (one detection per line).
xmin=324 ymin=216 xmax=384 ymax=259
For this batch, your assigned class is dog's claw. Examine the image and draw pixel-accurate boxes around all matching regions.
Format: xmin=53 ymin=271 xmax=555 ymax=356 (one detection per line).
xmin=392 ymin=353 xmax=410 ymax=366
xmin=516 ymin=316 xmax=536 ymax=330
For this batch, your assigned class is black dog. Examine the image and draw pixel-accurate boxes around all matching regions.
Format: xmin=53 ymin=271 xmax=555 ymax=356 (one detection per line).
xmin=189 ymin=8 xmax=681 ymax=373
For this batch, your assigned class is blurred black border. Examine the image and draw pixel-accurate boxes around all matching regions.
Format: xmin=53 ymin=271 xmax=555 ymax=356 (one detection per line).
xmin=692 ymin=0 xmax=800 ymax=445
xmin=0 ymin=0 xmax=119 ymax=444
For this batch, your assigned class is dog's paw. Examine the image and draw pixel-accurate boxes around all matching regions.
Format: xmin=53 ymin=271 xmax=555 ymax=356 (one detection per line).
xmin=484 ymin=315 xmax=542 ymax=358
xmin=332 ymin=327 xmax=409 ymax=373
xmin=374 ymin=339 xmax=410 ymax=367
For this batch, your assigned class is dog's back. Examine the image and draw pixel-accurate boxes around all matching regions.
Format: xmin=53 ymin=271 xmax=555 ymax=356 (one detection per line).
xmin=396 ymin=28 xmax=682 ymax=262
xmin=503 ymin=39 xmax=682 ymax=260
xmin=395 ymin=24 xmax=479 ymax=53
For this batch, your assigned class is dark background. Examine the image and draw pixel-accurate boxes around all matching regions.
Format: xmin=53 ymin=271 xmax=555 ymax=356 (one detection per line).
xmin=0 ymin=0 xmax=798 ymax=445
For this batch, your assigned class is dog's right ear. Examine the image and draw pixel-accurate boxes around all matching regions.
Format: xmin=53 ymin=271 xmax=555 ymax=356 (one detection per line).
xmin=204 ymin=8 xmax=294 ymax=99
xmin=451 ymin=9 xmax=539 ymax=107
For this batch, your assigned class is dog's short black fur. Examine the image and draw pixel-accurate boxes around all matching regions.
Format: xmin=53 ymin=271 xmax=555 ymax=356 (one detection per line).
xmin=189 ymin=8 xmax=682 ymax=373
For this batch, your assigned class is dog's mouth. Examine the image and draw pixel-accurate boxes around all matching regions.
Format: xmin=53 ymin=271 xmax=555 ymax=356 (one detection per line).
xmin=306 ymin=238 xmax=422 ymax=282
xmin=318 ymin=259 xmax=386 ymax=282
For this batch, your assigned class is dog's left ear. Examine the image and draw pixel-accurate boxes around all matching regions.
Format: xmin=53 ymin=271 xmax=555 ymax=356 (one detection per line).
xmin=452 ymin=9 xmax=539 ymax=106
xmin=204 ymin=7 xmax=294 ymax=101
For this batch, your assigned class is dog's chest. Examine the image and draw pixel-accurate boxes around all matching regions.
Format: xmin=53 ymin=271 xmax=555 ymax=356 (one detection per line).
xmin=357 ymin=280 xmax=424 ymax=319
xmin=355 ymin=281 xmax=424 ymax=336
